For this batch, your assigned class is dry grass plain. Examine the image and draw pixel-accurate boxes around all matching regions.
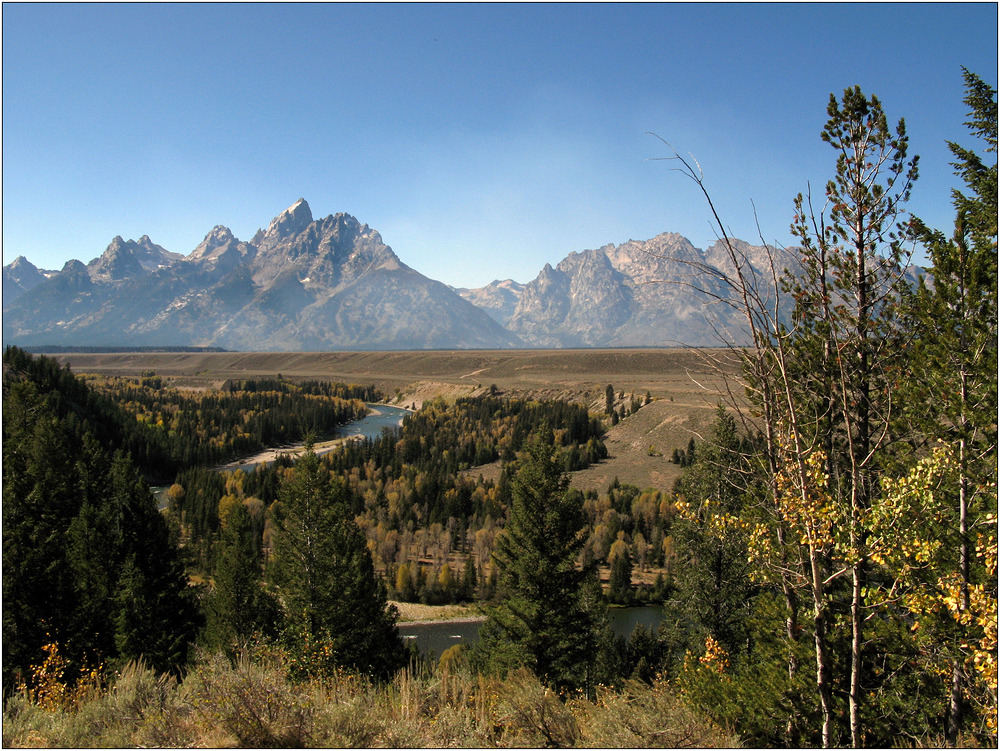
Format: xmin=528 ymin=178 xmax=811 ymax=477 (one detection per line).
xmin=55 ymin=348 xmax=744 ymax=493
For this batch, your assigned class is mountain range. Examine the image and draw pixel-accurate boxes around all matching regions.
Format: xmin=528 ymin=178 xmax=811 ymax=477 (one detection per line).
xmin=3 ymin=199 xmax=795 ymax=350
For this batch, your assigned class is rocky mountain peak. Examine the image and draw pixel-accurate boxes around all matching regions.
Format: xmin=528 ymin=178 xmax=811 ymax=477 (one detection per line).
xmin=2 ymin=256 xmax=47 ymax=307
xmin=88 ymin=237 xmax=145 ymax=282
xmin=264 ymin=198 xmax=313 ymax=241
xmin=60 ymin=259 xmax=90 ymax=279
xmin=7 ymin=255 xmax=35 ymax=272
xmin=453 ymin=278 xmax=526 ymax=327
xmin=186 ymin=225 xmax=258 ymax=276
xmin=190 ymin=226 xmax=237 ymax=258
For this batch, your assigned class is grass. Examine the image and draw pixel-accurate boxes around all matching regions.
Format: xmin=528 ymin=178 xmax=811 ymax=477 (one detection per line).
xmin=3 ymin=650 xmax=739 ymax=748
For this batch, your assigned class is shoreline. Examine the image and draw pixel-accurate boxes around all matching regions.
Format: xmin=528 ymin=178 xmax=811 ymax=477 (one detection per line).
xmin=396 ymin=614 xmax=487 ymax=626
xmin=389 ymin=600 xmax=485 ymax=625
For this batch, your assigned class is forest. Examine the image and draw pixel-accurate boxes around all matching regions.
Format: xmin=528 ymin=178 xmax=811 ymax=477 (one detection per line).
xmin=2 ymin=72 xmax=996 ymax=748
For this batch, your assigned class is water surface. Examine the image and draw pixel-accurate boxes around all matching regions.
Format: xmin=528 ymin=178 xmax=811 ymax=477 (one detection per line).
xmin=398 ymin=604 xmax=665 ymax=658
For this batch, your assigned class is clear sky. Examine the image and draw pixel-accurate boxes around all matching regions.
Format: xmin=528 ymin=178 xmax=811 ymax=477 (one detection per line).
xmin=3 ymin=2 xmax=997 ymax=289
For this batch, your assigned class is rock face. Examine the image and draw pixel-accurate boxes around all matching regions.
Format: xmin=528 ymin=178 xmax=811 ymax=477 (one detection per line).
xmin=2 ymin=200 xmax=522 ymax=350
xmin=86 ymin=236 xmax=183 ymax=283
xmin=492 ymin=233 xmax=793 ymax=347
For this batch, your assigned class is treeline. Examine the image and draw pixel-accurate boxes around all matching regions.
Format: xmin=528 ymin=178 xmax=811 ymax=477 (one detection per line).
xmin=81 ymin=372 xmax=373 ymax=480
xmin=1 ymin=347 xmax=375 ymax=484
xmin=24 ymin=345 xmax=228 ymax=354
xmin=2 ymin=352 xmax=201 ymax=690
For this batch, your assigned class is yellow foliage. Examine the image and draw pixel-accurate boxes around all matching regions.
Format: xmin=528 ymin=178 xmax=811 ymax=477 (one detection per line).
xmin=217 ymin=493 xmax=241 ymax=529
xmin=16 ymin=640 xmax=105 ymax=711
xmin=698 ymin=635 xmax=729 ymax=674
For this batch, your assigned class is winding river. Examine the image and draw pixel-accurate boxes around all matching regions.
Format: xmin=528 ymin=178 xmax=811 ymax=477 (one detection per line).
xmin=153 ymin=403 xmax=409 ymax=506
xmin=329 ymin=403 xmax=411 ymax=442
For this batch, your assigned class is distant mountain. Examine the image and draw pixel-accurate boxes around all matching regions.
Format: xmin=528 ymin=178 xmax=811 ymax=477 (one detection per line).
xmin=453 ymin=279 xmax=525 ymax=326
xmin=2 ymin=199 xmax=523 ymax=351
xmin=3 ymin=256 xmax=49 ymax=305
xmin=474 ymin=233 xmax=798 ymax=347
xmin=3 ymin=199 xmax=820 ymax=351
xmin=87 ymin=235 xmax=183 ymax=283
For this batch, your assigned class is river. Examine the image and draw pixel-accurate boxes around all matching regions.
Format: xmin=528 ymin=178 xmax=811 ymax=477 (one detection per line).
xmin=216 ymin=402 xmax=410 ymax=469
xmin=397 ymin=605 xmax=665 ymax=659
xmin=329 ymin=403 xmax=410 ymax=442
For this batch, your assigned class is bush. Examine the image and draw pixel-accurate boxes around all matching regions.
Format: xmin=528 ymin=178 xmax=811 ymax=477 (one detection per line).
xmin=570 ymin=678 xmax=738 ymax=748
xmin=487 ymin=668 xmax=580 ymax=747
xmin=189 ymin=651 xmax=315 ymax=747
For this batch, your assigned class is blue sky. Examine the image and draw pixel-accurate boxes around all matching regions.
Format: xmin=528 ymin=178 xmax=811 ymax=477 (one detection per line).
xmin=3 ymin=3 xmax=997 ymax=289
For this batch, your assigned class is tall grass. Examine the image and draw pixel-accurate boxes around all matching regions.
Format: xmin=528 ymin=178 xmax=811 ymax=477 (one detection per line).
xmin=3 ymin=648 xmax=737 ymax=748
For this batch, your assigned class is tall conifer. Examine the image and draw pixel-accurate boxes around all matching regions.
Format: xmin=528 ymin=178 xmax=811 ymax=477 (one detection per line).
xmin=474 ymin=429 xmax=598 ymax=691
xmin=268 ymin=445 xmax=406 ymax=680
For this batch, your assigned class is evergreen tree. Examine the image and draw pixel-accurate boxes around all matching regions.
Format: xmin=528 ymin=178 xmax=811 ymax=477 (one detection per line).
xmin=472 ymin=429 xmax=597 ymax=692
xmin=672 ymin=407 xmax=755 ymax=658
xmin=3 ymin=359 xmax=199 ymax=686
xmin=901 ymin=69 xmax=998 ymax=744
xmin=268 ymin=445 xmax=406 ymax=680
xmin=608 ymin=549 xmax=634 ymax=605
xmin=461 ymin=555 xmax=478 ymax=600
xmin=773 ymin=85 xmax=919 ymax=747
xmin=204 ymin=503 xmax=278 ymax=654
xmin=3 ymin=380 xmax=82 ymax=688
xmin=104 ymin=451 xmax=201 ymax=674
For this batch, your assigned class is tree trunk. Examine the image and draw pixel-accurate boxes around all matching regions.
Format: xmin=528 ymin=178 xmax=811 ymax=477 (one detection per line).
xmin=946 ymin=363 xmax=971 ymax=746
xmin=811 ymin=546 xmax=833 ymax=748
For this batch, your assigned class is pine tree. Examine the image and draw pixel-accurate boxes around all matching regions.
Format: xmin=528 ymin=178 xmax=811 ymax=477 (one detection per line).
xmin=104 ymin=452 xmax=201 ymax=674
xmin=3 ymin=361 xmax=199 ymax=684
xmin=902 ymin=69 xmax=998 ymax=744
xmin=205 ymin=503 xmax=278 ymax=654
xmin=473 ymin=429 xmax=597 ymax=691
xmin=778 ymin=86 xmax=919 ymax=747
xmin=608 ymin=549 xmax=634 ymax=605
xmin=461 ymin=555 xmax=478 ymax=600
xmin=268 ymin=445 xmax=406 ymax=680
xmin=672 ymin=406 xmax=755 ymax=657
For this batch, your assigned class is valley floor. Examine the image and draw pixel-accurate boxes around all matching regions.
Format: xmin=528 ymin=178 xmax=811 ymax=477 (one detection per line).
xmin=57 ymin=348 xmax=741 ymax=492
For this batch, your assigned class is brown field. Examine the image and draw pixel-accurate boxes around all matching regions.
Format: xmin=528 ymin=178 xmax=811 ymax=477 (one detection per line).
xmin=55 ymin=348 xmax=744 ymax=493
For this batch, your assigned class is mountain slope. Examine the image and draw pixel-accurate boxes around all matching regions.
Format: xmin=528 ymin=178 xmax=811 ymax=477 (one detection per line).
xmin=504 ymin=233 xmax=775 ymax=347
xmin=453 ymin=279 xmax=525 ymax=326
xmin=4 ymin=200 xmax=812 ymax=350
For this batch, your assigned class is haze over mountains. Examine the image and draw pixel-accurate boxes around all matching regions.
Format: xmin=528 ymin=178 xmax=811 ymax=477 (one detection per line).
xmin=3 ymin=199 xmax=794 ymax=350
